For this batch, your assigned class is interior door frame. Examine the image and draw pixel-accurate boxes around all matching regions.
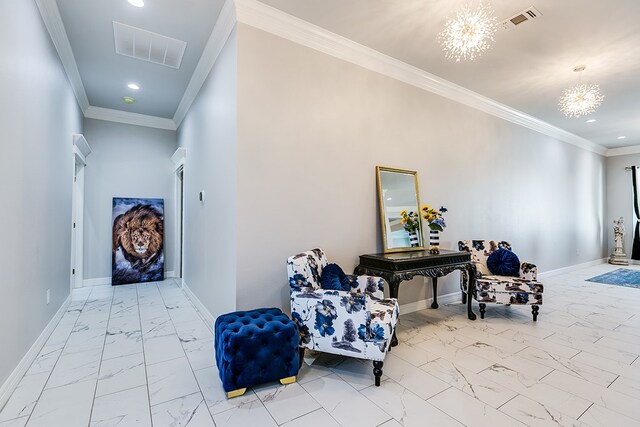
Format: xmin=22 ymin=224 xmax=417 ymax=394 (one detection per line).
xmin=71 ymin=134 xmax=91 ymax=290
xmin=172 ymin=148 xmax=186 ymax=287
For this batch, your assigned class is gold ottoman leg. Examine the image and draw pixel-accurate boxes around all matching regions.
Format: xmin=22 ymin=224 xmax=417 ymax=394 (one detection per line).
xmin=227 ymin=388 xmax=247 ymax=399
xmin=279 ymin=376 xmax=296 ymax=385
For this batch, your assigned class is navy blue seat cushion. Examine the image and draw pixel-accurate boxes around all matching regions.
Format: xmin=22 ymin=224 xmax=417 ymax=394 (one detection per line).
xmin=487 ymin=248 xmax=520 ymax=277
xmin=320 ymin=263 xmax=351 ymax=292
xmin=214 ymin=308 xmax=299 ymax=392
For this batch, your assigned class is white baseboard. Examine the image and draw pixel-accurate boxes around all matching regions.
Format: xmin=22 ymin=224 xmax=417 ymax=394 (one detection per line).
xmin=538 ymin=258 xmax=607 ymax=278
xmin=182 ymin=281 xmax=216 ymax=331
xmin=81 ymin=271 xmax=178 ymax=287
xmin=0 ymin=295 xmax=71 ymax=410
xmin=399 ymin=291 xmax=460 ymax=315
xmin=81 ymin=277 xmax=110 ymax=287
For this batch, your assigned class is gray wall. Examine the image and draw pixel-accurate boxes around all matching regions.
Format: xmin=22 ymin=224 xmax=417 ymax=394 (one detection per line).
xmin=606 ymin=154 xmax=638 ymax=257
xmin=0 ymin=1 xmax=82 ymax=385
xmin=82 ymin=119 xmax=177 ymax=281
xmin=177 ymin=29 xmax=237 ymax=317
xmin=235 ymin=24 xmax=607 ymax=311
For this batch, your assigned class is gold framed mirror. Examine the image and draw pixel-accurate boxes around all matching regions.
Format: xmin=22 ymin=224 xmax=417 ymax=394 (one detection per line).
xmin=376 ymin=166 xmax=424 ymax=253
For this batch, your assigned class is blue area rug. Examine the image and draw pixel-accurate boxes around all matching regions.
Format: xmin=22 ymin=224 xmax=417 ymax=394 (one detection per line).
xmin=586 ymin=268 xmax=640 ymax=289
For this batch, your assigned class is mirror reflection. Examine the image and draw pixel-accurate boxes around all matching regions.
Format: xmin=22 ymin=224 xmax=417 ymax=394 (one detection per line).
xmin=376 ymin=167 xmax=424 ymax=252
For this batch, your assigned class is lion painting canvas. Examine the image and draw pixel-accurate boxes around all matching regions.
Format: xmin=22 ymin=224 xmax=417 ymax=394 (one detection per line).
xmin=112 ymin=197 xmax=164 ymax=285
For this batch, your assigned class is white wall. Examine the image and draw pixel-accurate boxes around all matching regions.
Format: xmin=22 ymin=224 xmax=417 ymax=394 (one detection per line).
xmin=0 ymin=1 xmax=82 ymax=385
xmin=236 ymin=24 xmax=607 ymax=311
xmin=606 ymin=154 xmax=639 ymax=257
xmin=82 ymin=119 xmax=177 ymax=281
xmin=177 ymin=29 xmax=237 ymax=318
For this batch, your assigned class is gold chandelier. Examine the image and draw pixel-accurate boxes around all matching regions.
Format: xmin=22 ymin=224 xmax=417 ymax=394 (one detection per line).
xmin=439 ymin=2 xmax=498 ymax=62
xmin=558 ymin=65 xmax=604 ymax=118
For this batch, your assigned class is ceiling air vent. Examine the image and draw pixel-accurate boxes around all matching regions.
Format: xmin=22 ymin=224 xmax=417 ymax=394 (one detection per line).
xmin=113 ymin=21 xmax=187 ymax=69
xmin=500 ymin=6 xmax=542 ymax=31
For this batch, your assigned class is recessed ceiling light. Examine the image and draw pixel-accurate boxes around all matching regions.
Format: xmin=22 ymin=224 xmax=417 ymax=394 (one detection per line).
xmin=617 ymin=136 xmax=627 ymax=140
xmin=127 ymin=83 xmax=140 ymax=90
xmin=123 ymin=96 xmax=136 ymax=105
xmin=586 ymin=119 xmax=596 ymax=123
xmin=128 ymin=0 xmax=144 ymax=7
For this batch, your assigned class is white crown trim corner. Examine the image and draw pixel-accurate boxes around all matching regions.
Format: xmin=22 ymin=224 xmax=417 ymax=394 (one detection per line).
xmin=73 ymin=134 xmax=92 ymax=158
xmin=85 ymin=106 xmax=177 ymax=131
xmin=606 ymin=145 xmax=640 ymax=157
xmin=182 ymin=281 xmax=216 ymax=331
xmin=171 ymin=147 xmax=187 ymax=167
xmin=173 ymin=0 xmax=237 ymax=128
xmin=0 ymin=295 xmax=71 ymax=411
xmin=234 ymin=0 xmax=607 ymax=156
xmin=35 ymin=0 xmax=90 ymax=112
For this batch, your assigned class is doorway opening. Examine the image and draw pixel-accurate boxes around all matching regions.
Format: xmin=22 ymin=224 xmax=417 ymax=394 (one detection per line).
xmin=71 ymin=135 xmax=91 ymax=289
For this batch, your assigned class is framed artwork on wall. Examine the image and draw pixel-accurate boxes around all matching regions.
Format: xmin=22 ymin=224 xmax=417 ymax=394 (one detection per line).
xmin=112 ymin=197 xmax=164 ymax=285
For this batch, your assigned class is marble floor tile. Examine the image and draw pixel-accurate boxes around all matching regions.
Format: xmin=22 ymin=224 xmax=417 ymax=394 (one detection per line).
xmin=173 ymin=319 xmax=213 ymax=344
xmin=499 ymin=394 xmax=587 ymax=427
xmin=23 ymin=346 xmax=62 ymax=377
xmin=541 ymin=369 xmax=640 ymax=421
xmin=151 ymin=391 xmax=214 ymax=427
xmin=609 ymin=375 xmax=640 ymax=399
xmin=578 ymin=403 xmax=639 ymax=426
xmin=0 ymin=417 xmax=27 ymax=427
xmin=102 ymin=329 xmax=142 ymax=361
xmin=90 ymin=385 xmax=151 ymax=426
xmin=45 ymin=348 xmax=102 ymax=389
xmin=95 ymin=352 xmax=146 ymax=397
xmin=182 ymin=338 xmax=215 ymax=371
xmin=147 ymin=357 xmax=199 ymax=406
xmin=280 ymin=408 xmax=340 ymax=427
xmin=361 ymin=379 xmax=463 ymax=427
xmin=27 ymin=380 xmax=95 ymax=427
xmin=193 ymin=366 xmax=259 ymax=415
xmin=297 ymin=359 xmax=333 ymax=385
xmin=143 ymin=334 xmax=184 ymax=365
xmin=415 ymin=339 xmax=495 ymax=373
xmin=212 ymin=400 xmax=277 ymax=427
xmin=422 ymin=358 xmax=517 ymax=408
xmin=428 ymin=386 xmax=526 ymax=427
xmin=382 ymin=353 xmax=450 ymax=400
xmin=141 ymin=316 xmax=175 ymax=339
xmin=477 ymin=364 xmax=591 ymax=419
xmin=330 ymin=358 xmax=386 ymax=391
xmin=301 ymin=374 xmax=391 ymax=427
xmin=254 ymin=382 xmax=320 ymax=425
xmin=0 ymin=372 xmax=49 ymax=422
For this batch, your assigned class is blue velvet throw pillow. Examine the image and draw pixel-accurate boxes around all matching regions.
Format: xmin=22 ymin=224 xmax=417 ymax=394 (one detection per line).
xmin=321 ymin=264 xmax=351 ymax=292
xmin=487 ymin=248 xmax=520 ymax=277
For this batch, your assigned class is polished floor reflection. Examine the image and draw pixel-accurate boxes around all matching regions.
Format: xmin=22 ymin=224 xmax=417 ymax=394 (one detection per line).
xmin=1 ymin=264 xmax=639 ymax=426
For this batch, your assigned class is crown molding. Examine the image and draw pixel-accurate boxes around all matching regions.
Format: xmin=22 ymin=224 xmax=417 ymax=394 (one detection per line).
xmin=235 ymin=0 xmax=607 ymax=156
xmin=85 ymin=106 xmax=177 ymax=131
xmin=606 ymin=145 xmax=640 ymax=157
xmin=173 ymin=0 xmax=237 ymax=128
xmin=35 ymin=0 xmax=90 ymax=112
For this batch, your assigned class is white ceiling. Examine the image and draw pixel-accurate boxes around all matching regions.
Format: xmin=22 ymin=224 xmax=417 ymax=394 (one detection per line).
xmin=54 ymin=0 xmax=640 ymax=148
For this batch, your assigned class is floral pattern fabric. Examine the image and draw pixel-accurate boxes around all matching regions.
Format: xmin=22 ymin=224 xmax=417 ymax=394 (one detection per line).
xmin=458 ymin=240 xmax=543 ymax=306
xmin=288 ymin=249 xmax=399 ymax=362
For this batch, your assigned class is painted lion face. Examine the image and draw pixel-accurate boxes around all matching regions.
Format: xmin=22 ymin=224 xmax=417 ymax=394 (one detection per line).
xmin=113 ymin=205 xmax=163 ymax=262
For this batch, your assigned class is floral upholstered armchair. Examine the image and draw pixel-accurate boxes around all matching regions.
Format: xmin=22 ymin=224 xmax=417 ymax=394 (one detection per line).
xmin=458 ymin=240 xmax=544 ymax=321
xmin=287 ymin=248 xmax=399 ymax=386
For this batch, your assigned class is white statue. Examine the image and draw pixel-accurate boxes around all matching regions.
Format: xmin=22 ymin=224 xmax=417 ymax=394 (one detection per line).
xmin=609 ymin=217 xmax=629 ymax=265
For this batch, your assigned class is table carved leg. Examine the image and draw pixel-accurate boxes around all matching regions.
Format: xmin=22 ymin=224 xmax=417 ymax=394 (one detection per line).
xmin=431 ymin=277 xmax=439 ymax=309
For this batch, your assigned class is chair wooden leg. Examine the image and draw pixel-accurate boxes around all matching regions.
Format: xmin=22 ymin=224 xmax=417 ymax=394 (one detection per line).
xmin=373 ymin=361 xmax=383 ymax=387
xmin=532 ymin=305 xmax=539 ymax=321
xmin=479 ymin=303 xmax=486 ymax=319
xmin=461 ymin=291 xmax=467 ymax=304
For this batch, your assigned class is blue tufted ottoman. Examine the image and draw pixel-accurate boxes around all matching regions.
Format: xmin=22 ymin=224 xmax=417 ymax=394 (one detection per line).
xmin=214 ymin=307 xmax=300 ymax=398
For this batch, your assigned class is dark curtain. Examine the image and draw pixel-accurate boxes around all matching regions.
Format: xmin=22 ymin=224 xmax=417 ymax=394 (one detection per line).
xmin=632 ymin=166 xmax=640 ymax=259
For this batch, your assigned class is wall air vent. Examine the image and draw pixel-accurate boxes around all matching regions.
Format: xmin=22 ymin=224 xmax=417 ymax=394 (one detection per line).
xmin=113 ymin=21 xmax=187 ymax=69
xmin=500 ymin=6 xmax=542 ymax=31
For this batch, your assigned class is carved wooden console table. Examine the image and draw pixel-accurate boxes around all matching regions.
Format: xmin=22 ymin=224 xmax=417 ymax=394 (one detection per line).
xmin=354 ymin=249 xmax=477 ymax=345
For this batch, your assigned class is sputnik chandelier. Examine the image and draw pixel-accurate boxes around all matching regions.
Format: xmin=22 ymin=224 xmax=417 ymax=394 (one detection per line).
xmin=558 ymin=65 xmax=604 ymax=118
xmin=438 ymin=2 xmax=498 ymax=62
